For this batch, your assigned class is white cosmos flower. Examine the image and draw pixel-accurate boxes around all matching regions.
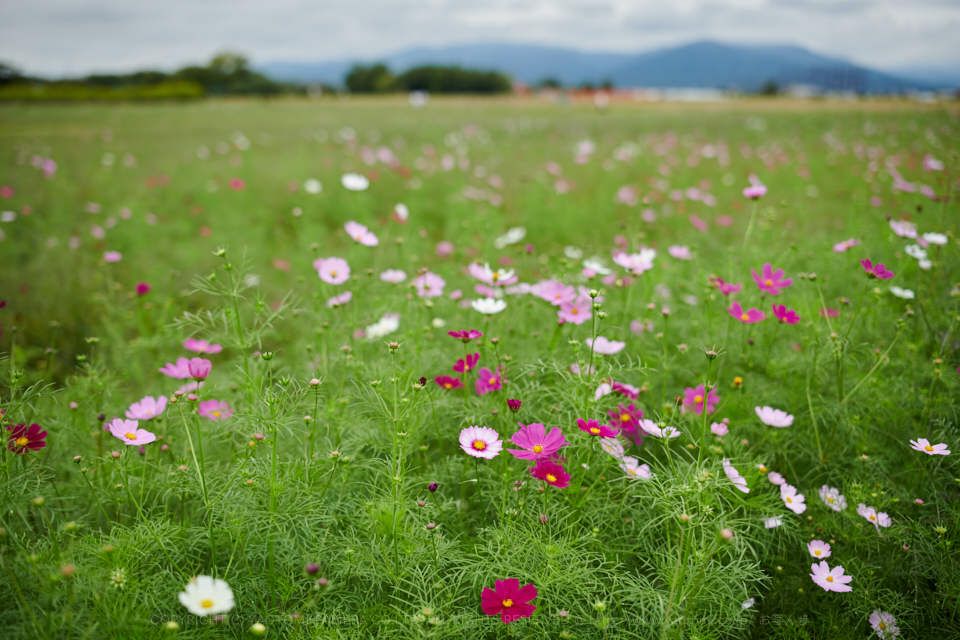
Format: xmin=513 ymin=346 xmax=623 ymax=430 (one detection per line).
xmin=919 ymin=259 xmax=932 ymax=270
xmin=889 ymin=286 xmax=915 ymax=299
xmin=563 ymin=246 xmax=584 ymax=260
xmin=471 ymin=297 xmax=507 ymax=314
xmin=922 ymin=232 xmax=948 ymax=245
xmin=379 ymin=269 xmax=407 ymax=283
xmin=178 ymin=576 xmax=235 ymax=616
xmin=493 ymin=226 xmax=526 ymax=249
xmin=905 ymin=244 xmax=927 ymax=260
xmin=341 ymin=173 xmax=370 ymax=191
xmin=365 ymin=313 xmax=400 ymax=340
xmin=582 ymin=257 xmax=612 ymax=275
xmin=304 ymin=178 xmax=322 ymax=194
xmin=613 ymin=248 xmax=656 ymax=275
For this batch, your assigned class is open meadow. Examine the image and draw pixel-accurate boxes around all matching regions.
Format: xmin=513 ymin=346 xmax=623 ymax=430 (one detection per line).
xmin=0 ymin=96 xmax=958 ymax=639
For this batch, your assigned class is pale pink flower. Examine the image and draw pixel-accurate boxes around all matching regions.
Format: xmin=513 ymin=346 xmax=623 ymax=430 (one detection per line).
xmin=810 ymin=561 xmax=852 ymax=592
xmin=108 ymin=418 xmax=156 ymax=446
xmin=910 ymin=438 xmax=950 ymax=455
xmin=594 ymin=382 xmax=612 ymax=399
xmin=344 ymin=221 xmax=378 ymax=246
xmin=586 ymin=336 xmax=625 ymax=355
xmin=327 ymin=291 xmax=353 ymax=307
xmin=613 ymin=249 xmax=656 ymax=275
xmin=619 ymin=455 xmax=652 ymax=479
xmin=755 ymin=406 xmax=793 ymax=427
xmin=535 ymin=280 xmax=576 ymax=306
xmin=857 ymin=503 xmax=892 ymax=530
xmin=379 ymin=269 xmax=407 ymax=284
xmin=710 ymin=422 xmax=728 ymax=436
xmin=413 ymin=271 xmax=445 ymax=297
xmin=767 ymin=471 xmax=786 ymax=486
xmin=742 ymin=184 xmax=767 ymax=199
xmin=807 ymin=540 xmax=831 ymax=559
xmin=314 ymin=257 xmax=350 ymax=285
xmin=869 ymin=611 xmax=900 ymax=639
xmin=819 ymin=485 xmax=846 ymax=511
xmin=557 ymin=296 xmax=591 ymax=325
xmin=668 ymin=245 xmax=693 ymax=260
xmin=159 ymin=357 xmax=192 ymax=379
xmin=183 ymin=339 xmax=222 ymax=354
xmin=763 ymin=516 xmax=782 ymax=529
xmin=646 ymin=422 xmax=681 ymax=439
xmin=125 ymin=396 xmax=167 ymax=421
xmin=889 ymin=219 xmax=917 ymax=239
xmin=198 ymin=399 xmax=233 ymax=421
xmin=435 ymin=241 xmax=454 ymax=258
xmin=780 ymin=484 xmax=806 ymax=514
xmin=923 ymin=154 xmax=944 ymax=171
xmin=722 ymin=459 xmax=749 ymax=493
xmin=459 ymin=426 xmax=502 ymax=459
xmin=833 ymin=238 xmax=861 ymax=252
xmin=104 ymin=251 xmax=122 ymax=263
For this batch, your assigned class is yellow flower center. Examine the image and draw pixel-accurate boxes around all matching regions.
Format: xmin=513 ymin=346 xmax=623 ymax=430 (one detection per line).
xmin=532 ymin=445 xmax=543 ymax=453
xmin=489 ymin=377 xmax=497 ymax=385
xmin=16 ymin=437 xmax=29 ymax=447
xmin=212 ymin=411 xmax=221 ymax=417
xmin=330 ymin=270 xmax=337 ymax=276
xmin=502 ymin=599 xmax=513 ymax=608
xmin=546 ymin=474 xmax=557 ymax=483
xmin=879 ymin=622 xmax=886 ymax=630
xmin=628 ymin=469 xmax=637 ymax=475
xmin=925 ymin=445 xmax=933 ymax=451
xmin=355 ymin=234 xmax=363 ymax=241
xmin=869 ymin=515 xmax=876 ymax=521
xmin=473 ymin=440 xmax=486 ymax=451
xmin=741 ymin=313 xmax=749 ymax=321
xmin=826 ymin=576 xmax=833 ymax=583
xmin=758 ymin=465 xmax=767 ymax=472
xmin=201 ymin=599 xmax=214 ymax=609
xmin=827 ymin=497 xmax=834 ymax=503
xmin=571 ymin=308 xmax=579 ymax=314
xmin=146 ymin=410 xmax=153 ymax=416
xmin=694 ymin=395 xmax=703 ymax=404
xmin=786 ymin=497 xmax=793 ymax=503
xmin=765 ymin=279 xmax=773 ymax=286
xmin=814 ymin=549 xmax=821 ymax=555
xmin=492 ymin=273 xmax=499 ymax=281
xmin=125 ymin=433 xmax=138 ymax=440
xmin=620 ymin=413 xmax=631 ymax=422
xmin=590 ymin=427 xmax=600 ymax=434
xmin=444 ymin=383 xmax=452 ymax=389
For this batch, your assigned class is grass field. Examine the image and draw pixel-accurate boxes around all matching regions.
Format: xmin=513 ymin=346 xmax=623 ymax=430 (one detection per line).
xmin=0 ymin=96 xmax=958 ymax=639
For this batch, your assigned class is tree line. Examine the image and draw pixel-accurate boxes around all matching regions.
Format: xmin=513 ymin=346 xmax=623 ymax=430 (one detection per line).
xmin=345 ymin=64 xmax=512 ymax=94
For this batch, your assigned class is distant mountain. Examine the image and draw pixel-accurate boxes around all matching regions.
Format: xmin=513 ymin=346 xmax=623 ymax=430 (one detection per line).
xmin=884 ymin=65 xmax=960 ymax=90
xmin=260 ymin=40 xmax=935 ymax=93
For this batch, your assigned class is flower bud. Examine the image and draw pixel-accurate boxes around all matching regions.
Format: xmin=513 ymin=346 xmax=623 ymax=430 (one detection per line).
xmin=305 ymin=562 xmax=320 ymax=575
xmin=428 ymin=482 xmax=438 ymax=492
xmin=165 ymin=620 xmax=180 ymax=631
xmin=720 ymin=528 xmax=734 ymax=541
xmin=426 ymin=522 xmax=436 ymax=530
xmin=250 ymin=622 xmax=266 ymax=635
xmin=111 ymin=451 xmax=121 ymax=459
xmin=309 ymin=378 xmax=321 ymax=387
xmin=680 ymin=513 xmax=690 ymax=522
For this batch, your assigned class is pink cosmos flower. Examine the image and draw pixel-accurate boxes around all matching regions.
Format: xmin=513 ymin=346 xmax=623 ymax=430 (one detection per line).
xmin=619 ymin=455 xmax=652 ymax=478
xmin=767 ymin=471 xmax=786 ymax=486
xmin=480 ymin=578 xmax=537 ymax=624
xmin=183 ymin=339 xmax=223 ymax=354
xmin=860 ymin=259 xmax=894 ymax=280
xmin=807 ymin=540 xmax=831 ymax=559
xmin=449 ymin=329 xmax=483 ymax=342
xmin=751 ymin=263 xmax=793 ymax=295
xmin=630 ymin=319 xmax=655 ymax=334
xmin=833 ymin=238 xmax=861 ymax=252
xmin=459 ymin=426 xmax=502 ymax=459
xmin=712 ymin=278 xmax=742 ymax=296
xmin=577 ymin=418 xmax=618 ymax=438
xmin=435 ymin=241 xmax=454 ymax=258
xmin=819 ymin=486 xmax=846 ymax=511
xmin=608 ymin=404 xmax=643 ymax=436
xmin=587 ymin=336 xmax=625 ymax=355
xmin=529 ymin=459 xmax=571 ymax=488
xmin=723 ymin=459 xmax=749 ymax=493
xmin=453 ymin=353 xmax=480 ymax=374
xmin=379 ymin=269 xmax=406 ymax=284
xmin=755 ymin=406 xmax=793 ymax=427
xmin=820 ymin=308 xmax=839 ymax=319
xmin=613 ymin=249 xmax=656 ymax=275
xmin=611 ymin=381 xmax=640 ymax=399
xmin=772 ymin=304 xmax=800 ymax=325
xmin=0 ymin=186 xmax=13 ymax=198
xmin=742 ymin=184 xmax=767 ymax=199
xmin=869 ymin=611 xmax=899 ymax=639
xmin=535 ymin=280 xmax=576 ymax=306
xmin=710 ymin=422 xmax=728 ymax=436
xmin=198 ymin=400 xmax=233 ymax=421
xmin=125 ymin=396 xmax=167 ymax=420
xmin=507 ymin=422 xmax=569 ymax=461
xmin=435 ymin=375 xmax=464 ymax=390
xmin=326 ymin=291 xmax=353 ymax=307
xmin=810 ymin=561 xmax=852 ymax=593
xmin=923 ymin=154 xmax=944 ymax=172
xmin=668 ymin=245 xmax=694 ymax=260
xmin=474 ymin=367 xmax=502 ymax=395
xmin=763 ymin=516 xmax=782 ymax=529
xmin=857 ymin=503 xmax=892 ymax=530
xmin=187 ymin=358 xmax=212 ymax=380
xmin=104 ymin=251 xmax=122 ymax=263
xmin=108 ymin=418 xmax=156 ymax=446
xmin=889 ymin=219 xmax=917 ymax=239
xmin=780 ymin=484 xmax=807 ymax=514
xmin=228 ymin=177 xmax=245 ymax=190
xmin=557 ymin=296 xmax=591 ymax=325
xmin=413 ymin=271 xmax=445 ymax=297
xmin=314 ymin=257 xmax=350 ymax=285
xmin=344 ymin=221 xmax=379 ymax=246
xmin=682 ymin=384 xmax=719 ymax=415
xmin=159 ymin=357 xmax=192 ymax=379
xmin=909 ymin=438 xmax=950 ymax=455
xmin=136 ymin=282 xmax=151 ymax=296
xmin=728 ymin=301 xmax=766 ymax=324
xmin=176 ymin=381 xmax=204 ymax=395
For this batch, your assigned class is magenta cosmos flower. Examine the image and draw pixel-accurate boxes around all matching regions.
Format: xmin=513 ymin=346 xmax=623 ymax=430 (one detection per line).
xmin=327 ymin=291 xmax=353 ymax=308
xmin=557 ymin=296 xmax=591 ymax=325
xmin=453 ymin=353 xmax=480 ymax=374
xmin=608 ymin=403 xmax=643 ymax=435
xmin=459 ymin=426 xmax=502 ymax=459
xmin=108 ymin=418 xmax=156 ymax=446
xmin=159 ymin=357 xmax=192 ymax=379
xmin=344 ymin=221 xmax=378 ymax=246
xmin=448 ymin=329 xmax=483 ymax=342
xmin=771 ymin=304 xmax=800 ymax=325
xmin=314 ymin=257 xmax=350 ymax=285
xmin=860 ymin=259 xmax=894 ymax=280
xmin=751 ymin=263 xmax=793 ymax=295
xmin=435 ymin=375 xmax=464 ymax=390
xmin=727 ymin=301 xmax=766 ymax=324
xmin=475 ymin=367 xmax=502 ymax=395
xmin=183 ymin=339 xmax=222 ymax=354
xmin=507 ymin=399 xmax=522 ymax=412
xmin=910 ymin=438 xmax=950 ymax=455
xmin=6 ymin=423 xmax=47 ymax=453
xmin=712 ymin=278 xmax=742 ymax=296
xmin=577 ymin=418 xmax=619 ymax=438
xmin=198 ymin=400 xmax=233 ymax=421
xmin=413 ymin=271 xmax=445 ymax=297
xmin=742 ymin=184 xmax=767 ymax=199
xmin=587 ymin=336 xmax=625 ymax=355
xmin=810 ymin=561 xmax=852 ymax=593
xmin=612 ymin=380 xmax=640 ymax=399
xmin=682 ymin=384 xmax=719 ymax=415
xmin=755 ymin=406 xmax=793 ymax=427
xmin=530 ymin=459 xmax=571 ymax=488
xmin=480 ymin=578 xmax=537 ymax=624
xmin=125 ymin=396 xmax=167 ymax=420
xmin=187 ymin=358 xmax=212 ymax=380
xmin=507 ymin=422 xmax=569 ymax=461
xmin=136 ymin=282 xmax=151 ymax=296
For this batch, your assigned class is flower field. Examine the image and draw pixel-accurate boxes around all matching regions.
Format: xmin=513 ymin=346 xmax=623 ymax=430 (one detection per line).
xmin=0 ymin=97 xmax=957 ymax=639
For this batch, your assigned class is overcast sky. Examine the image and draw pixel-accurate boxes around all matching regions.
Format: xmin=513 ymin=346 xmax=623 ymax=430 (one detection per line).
xmin=2 ymin=0 xmax=958 ymax=76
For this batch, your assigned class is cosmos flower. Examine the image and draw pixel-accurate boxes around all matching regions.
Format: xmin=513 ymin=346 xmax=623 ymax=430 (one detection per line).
xmin=182 ymin=339 xmax=222 ymax=354
xmin=480 ymin=578 xmax=537 ymax=624
xmin=751 ymin=263 xmax=793 ymax=295
xmin=379 ymin=269 xmax=407 ymax=283
xmin=529 ymin=459 xmax=571 ymax=488
xmin=459 ymin=426 xmax=502 ymax=459
xmin=365 ymin=313 xmax=400 ymax=340
xmin=125 ymin=396 xmax=167 ymax=420
xmin=857 ymin=504 xmax=892 ymax=530
xmin=340 ymin=173 xmax=369 ymax=191
xmin=577 ymin=418 xmax=619 ymax=439
xmin=104 ymin=251 xmax=122 ymax=263
xmin=315 ymin=257 xmax=351 ymax=285
xmin=159 ymin=357 xmax=192 ymax=379
xmin=910 ymin=438 xmax=950 ymax=455
xmin=763 ymin=516 xmax=782 ymax=529
xmin=712 ymin=278 xmax=742 ymax=296
xmin=413 ymin=271 xmax=446 ymax=297
xmin=889 ymin=219 xmax=917 ymax=238
xmin=587 ymin=336 xmax=625 ymax=355
xmin=494 ymin=226 xmax=527 ymax=249
xmin=723 ymin=459 xmax=749 ymax=493
xmin=819 ymin=486 xmax=847 ymax=511
xmin=507 ymin=399 xmax=522 ymax=412
xmin=619 ymin=455 xmax=653 ymax=479
xmin=507 ymin=422 xmax=569 ymax=461
xmin=178 ymin=576 xmax=235 ymax=616
xmin=448 ymin=329 xmax=483 ymax=342
xmin=557 ymin=296 xmax=591 ymax=324
xmin=344 ymin=221 xmax=378 ymax=246
xmin=6 ymin=423 xmax=47 ymax=454
xmin=728 ymin=301 xmax=767 ymax=324
xmin=608 ymin=404 xmax=642 ymax=435
xmin=535 ymin=280 xmax=576 ymax=305
xmin=889 ymin=287 xmax=915 ymax=300
xmin=187 ymin=358 xmax=212 ymax=380
xmin=136 ymin=282 xmax=151 ymax=296
xmin=772 ymin=304 xmax=801 ymax=325
xmin=710 ymin=422 xmax=728 ymax=436
xmin=681 ymin=384 xmax=718 ymax=415
xmin=600 ymin=438 xmax=625 ymax=458
xmin=392 ymin=203 xmax=409 ymax=223
xmin=780 ymin=484 xmax=807 ymax=514
xmin=474 ymin=367 xmax=502 ymax=395
xmin=613 ymin=249 xmax=656 ymax=275
xmin=861 ymin=259 xmax=894 ymax=280
xmin=198 ymin=400 xmax=233 ymax=421
xmin=755 ymin=406 xmax=793 ymax=427
xmin=611 ymin=381 xmax=640 ymax=399
xmin=869 ymin=611 xmax=900 ymax=639
xmin=327 ymin=291 xmax=353 ymax=308
xmin=807 ymin=540 xmax=831 ymax=559
xmin=809 ymin=561 xmax=853 ymax=593
xmin=435 ymin=375 xmax=464 ymax=390
xmin=922 ymin=232 xmax=948 ymax=245
xmin=108 ymin=418 xmax=156 ymax=446
xmin=472 ymin=297 xmax=507 ymax=314
xmin=644 ymin=422 xmax=681 ymax=439
xmin=742 ymin=184 xmax=767 ymax=199
xmin=833 ymin=238 xmax=861 ymax=252
xmin=767 ymin=472 xmax=786 ymax=486
xmin=668 ymin=245 xmax=693 ymax=260
xmin=435 ymin=241 xmax=454 ymax=258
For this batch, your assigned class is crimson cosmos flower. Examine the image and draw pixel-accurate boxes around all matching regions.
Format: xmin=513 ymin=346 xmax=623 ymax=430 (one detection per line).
xmin=7 ymin=423 xmax=47 ymax=453
xmin=434 ymin=375 xmax=464 ymax=390
xmin=453 ymin=353 xmax=479 ymax=374
xmin=577 ymin=418 xmax=619 ymax=438
xmin=860 ymin=259 xmax=894 ymax=279
xmin=480 ymin=579 xmax=537 ymax=624
xmin=529 ymin=459 xmax=571 ymax=488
